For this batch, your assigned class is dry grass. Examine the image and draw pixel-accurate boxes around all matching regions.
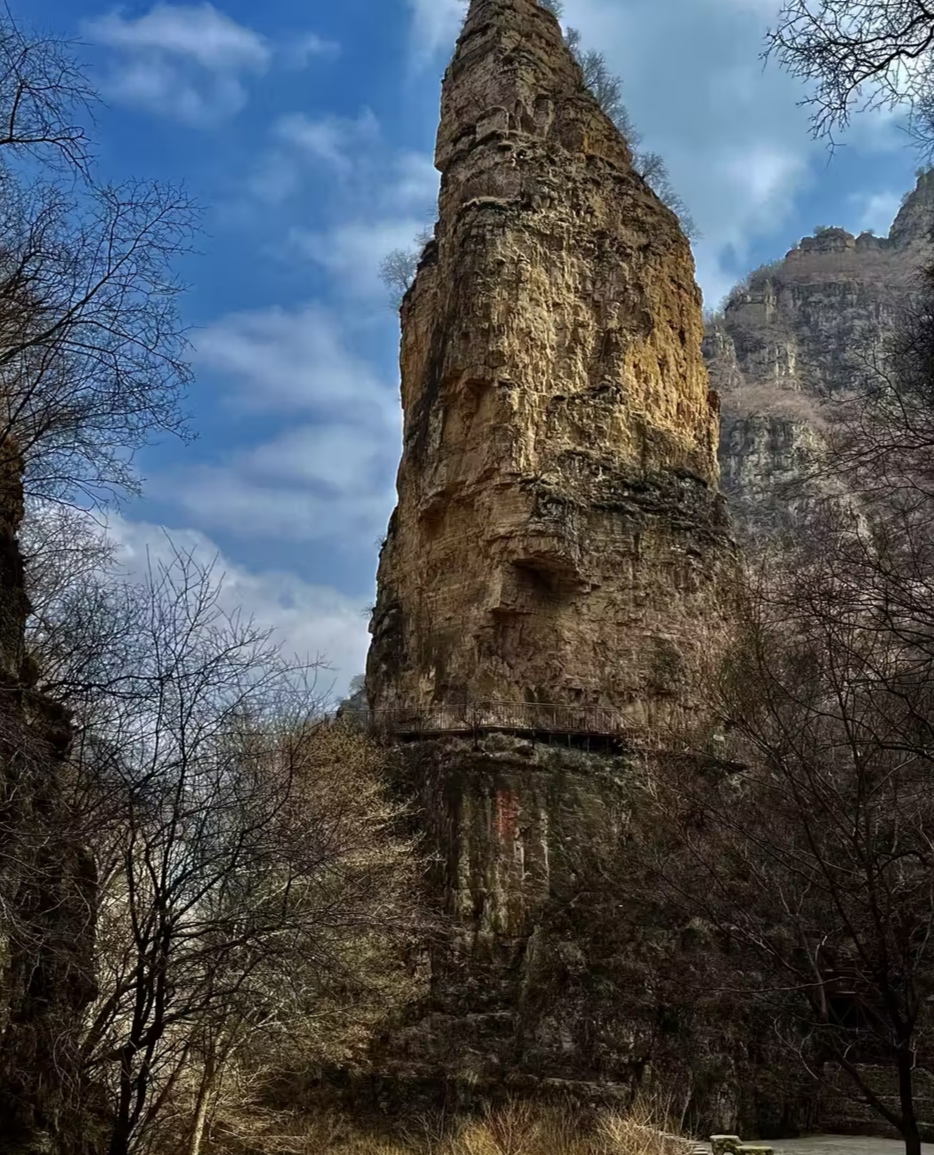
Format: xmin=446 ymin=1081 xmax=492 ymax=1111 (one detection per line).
xmin=226 ymin=1098 xmax=695 ymax=1155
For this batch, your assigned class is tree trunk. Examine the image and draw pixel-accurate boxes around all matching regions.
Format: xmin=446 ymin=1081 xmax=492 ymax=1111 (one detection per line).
xmin=896 ymin=1044 xmax=922 ymax=1155
xmin=107 ymin=1052 xmax=135 ymax=1155
xmin=108 ymin=1118 xmax=131 ymax=1155
xmin=186 ymin=1043 xmax=219 ymax=1155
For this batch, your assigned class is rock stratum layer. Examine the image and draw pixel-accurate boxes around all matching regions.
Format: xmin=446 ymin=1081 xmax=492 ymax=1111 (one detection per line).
xmin=708 ymin=172 xmax=934 ymax=537
xmin=367 ymin=0 xmax=736 ymax=737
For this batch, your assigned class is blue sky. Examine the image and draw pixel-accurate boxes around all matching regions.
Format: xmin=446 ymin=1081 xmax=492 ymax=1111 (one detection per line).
xmin=22 ymin=0 xmax=923 ymax=699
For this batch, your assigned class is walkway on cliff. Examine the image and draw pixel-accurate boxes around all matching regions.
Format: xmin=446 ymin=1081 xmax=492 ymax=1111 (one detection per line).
xmin=728 ymin=1138 xmax=932 ymax=1155
xmin=357 ymin=701 xmax=674 ymax=752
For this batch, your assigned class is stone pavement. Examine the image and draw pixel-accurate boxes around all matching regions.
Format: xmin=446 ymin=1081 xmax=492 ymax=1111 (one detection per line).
xmin=766 ymin=1138 xmax=928 ymax=1155
xmin=697 ymin=1136 xmax=931 ymax=1155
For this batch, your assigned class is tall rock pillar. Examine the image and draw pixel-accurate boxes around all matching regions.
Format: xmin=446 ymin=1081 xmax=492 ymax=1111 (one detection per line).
xmin=366 ymin=0 xmax=739 ymax=1107
xmin=368 ymin=0 xmax=734 ymax=734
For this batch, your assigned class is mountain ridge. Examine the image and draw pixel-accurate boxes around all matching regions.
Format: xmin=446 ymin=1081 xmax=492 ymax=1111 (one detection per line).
xmin=707 ymin=168 xmax=934 ymax=537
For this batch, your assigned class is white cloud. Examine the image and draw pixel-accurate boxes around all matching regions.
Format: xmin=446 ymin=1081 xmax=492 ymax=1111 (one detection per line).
xmin=244 ymin=107 xmax=438 ymax=299
xmin=107 ymin=515 xmax=370 ymax=699
xmin=846 ymin=190 xmax=905 ymax=236
xmin=274 ymin=109 xmax=380 ymax=172
xmin=244 ymin=424 xmax=389 ymax=492
xmin=722 ymin=145 xmax=805 ymax=215
xmin=402 ymin=0 xmax=817 ymax=302
xmin=389 ymin=151 xmax=441 ymax=210
xmin=291 ymin=217 xmax=429 ymax=299
xmin=716 ymin=0 xmax=782 ymax=11
xmin=193 ymin=303 xmax=392 ymax=415
xmin=88 ymin=3 xmax=268 ymax=70
xmin=545 ymin=0 xmax=820 ymax=303
xmin=408 ymin=0 xmax=464 ymax=60
xmin=85 ymin=5 xmax=341 ymax=126
xmin=696 ymin=143 xmax=810 ymax=275
xmin=692 ymin=145 xmax=807 ymax=309
xmin=167 ymin=304 xmax=400 ymax=553
xmin=693 ymin=253 xmax=742 ymax=318
xmin=843 ymin=106 xmax=914 ymax=154
xmin=86 ymin=3 xmax=271 ymax=124
xmin=159 ymin=461 xmax=394 ymax=547
xmin=246 ymin=110 xmax=383 ymax=201
xmin=282 ymin=32 xmax=341 ymax=68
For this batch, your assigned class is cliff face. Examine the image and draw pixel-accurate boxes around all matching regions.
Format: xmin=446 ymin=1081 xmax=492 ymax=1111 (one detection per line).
xmin=0 ymin=439 xmax=95 ymax=1153
xmin=709 ymin=173 xmax=934 ymax=536
xmin=364 ymin=0 xmax=759 ymax=1125
xmin=367 ymin=0 xmax=736 ymax=737
xmin=703 ymin=175 xmax=934 ymax=1139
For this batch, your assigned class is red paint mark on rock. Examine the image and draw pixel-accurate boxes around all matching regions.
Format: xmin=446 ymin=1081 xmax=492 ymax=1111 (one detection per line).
xmin=494 ymin=788 xmax=520 ymax=841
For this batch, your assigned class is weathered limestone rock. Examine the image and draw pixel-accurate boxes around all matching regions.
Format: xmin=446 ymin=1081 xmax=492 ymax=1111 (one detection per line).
xmin=364 ymin=0 xmax=760 ymax=1131
xmin=709 ymin=172 xmax=934 ymax=539
xmin=368 ymin=0 xmax=736 ymax=738
xmin=0 ymin=437 xmax=95 ymax=1153
xmin=889 ymin=168 xmax=934 ymax=249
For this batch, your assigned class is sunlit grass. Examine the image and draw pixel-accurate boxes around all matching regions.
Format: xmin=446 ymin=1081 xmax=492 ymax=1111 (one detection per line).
xmin=234 ymin=1096 xmax=697 ymax=1155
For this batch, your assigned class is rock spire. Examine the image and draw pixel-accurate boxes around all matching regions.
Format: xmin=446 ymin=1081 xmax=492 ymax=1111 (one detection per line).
xmin=367 ymin=0 xmax=735 ymax=734
xmin=356 ymin=3 xmax=780 ymax=1121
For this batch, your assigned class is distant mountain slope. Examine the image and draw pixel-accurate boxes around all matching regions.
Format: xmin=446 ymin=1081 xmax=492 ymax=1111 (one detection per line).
xmin=707 ymin=170 xmax=934 ymax=538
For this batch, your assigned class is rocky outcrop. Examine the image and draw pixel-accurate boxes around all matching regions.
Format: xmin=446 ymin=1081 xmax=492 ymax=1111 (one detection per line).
xmin=889 ymin=168 xmax=934 ymax=249
xmin=365 ymin=0 xmax=753 ymax=1128
xmin=709 ymin=172 xmax=934 ymax=538
xmin=0 ymin=437 xmax=95 ymax=1152
xmin=367 ymin=0 xmax=737 ymax=738
xmin=371 ymin=734 xmax=818 ymax=1136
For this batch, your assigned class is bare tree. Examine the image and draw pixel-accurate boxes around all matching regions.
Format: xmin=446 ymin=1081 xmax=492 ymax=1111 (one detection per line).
xmin=0 ymin=174 xmax=196 ymax=509
xmin=0 ymin=10 xmax=196 ymax=1152
xmin=649 ymin=524 xmax=934 ymax=1155
xmin=565 ymin=29 xmax=699 ymax=239
xmin=46 ymin=544 xmax=423 ymax=1155
xmin=645 ymin=251 xmax=934 ymax=1153
xmin=634 ymin=150 xmax=698 ymax=241
xmin=566 ymin=28 xmax=632 ymax=131
xmin=379 ymin=227 xmax=433 ymax=309
xmin=0 ymin=7 xmax=195 ymax=511
xmin=0 ymin=9 xmax=96 ymax=173
xmin=766 ymin=0 xmax=934 ymax=152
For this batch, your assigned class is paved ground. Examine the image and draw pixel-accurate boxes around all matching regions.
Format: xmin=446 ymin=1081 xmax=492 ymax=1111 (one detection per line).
xmin=766 ymin=1137 xmax=930 ymax=1155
